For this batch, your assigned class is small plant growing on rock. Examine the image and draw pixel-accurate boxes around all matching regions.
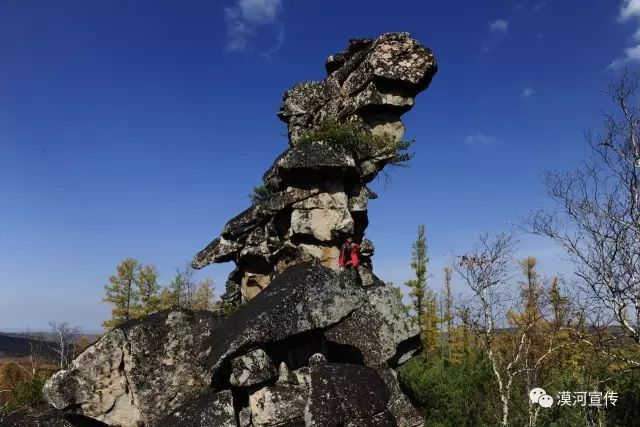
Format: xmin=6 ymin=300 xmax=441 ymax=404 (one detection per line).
xmin=249 ymin=184 xmax=275 ymax=204
xmin=295 ymin=120 xmax=414 ymax=167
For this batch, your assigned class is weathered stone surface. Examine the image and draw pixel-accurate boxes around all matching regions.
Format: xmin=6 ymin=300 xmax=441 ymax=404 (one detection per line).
xmin=325 ymin=285 xmax=420 ymax=367
xmin=279 ymin=32 xmax=437 ymax=145
xmin=249 ymin=384 xmax=307 ymax=427
xmin=43 ymin=310 xmax=223 ymax=426
xmin=193 ymin=32 xmax=436 ymax=306
xmin=347 ymin=186 xmax=373 ymax=212
xmin=360 ymin=238 xmax=375 ymax=257
xmin=35 ymin=32 xmax=432 ymax=427
xmin=290 ymin=205 xmax=353 ymax=242
xmin=297 ymin=244 xmax=341 ymax=269
xmin=379 ymin=368 xmax=424 ymax=427
xmin=159 ymin=390 xmax=236 ymax=427
xmin=0 ymin=406 xmax=105 ymax=427
xmin=264 ymin=141 xmax=358 ymax=191
xmin=207 ymin=263 xmax=366 ymax=380
xmin=230 ymin=348 xmax=277 ymax=387
xmin=241 ymin=271 xmax=272 ymax=301
xmin=277 ymin=361 xmax=295 ymax=385
xmin=239 ymin=407 xmax=252 ymax=427
xmin=304 ymin=363 xmax=396 ymax=427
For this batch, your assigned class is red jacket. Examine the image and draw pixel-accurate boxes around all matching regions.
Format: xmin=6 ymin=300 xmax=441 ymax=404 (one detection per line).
xmin=339 ymin=242 xmax=361 ymax=267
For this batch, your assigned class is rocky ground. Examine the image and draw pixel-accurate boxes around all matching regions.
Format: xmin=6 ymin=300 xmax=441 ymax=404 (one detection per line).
xmin=1 ymin=32 xmax=437 ymax=427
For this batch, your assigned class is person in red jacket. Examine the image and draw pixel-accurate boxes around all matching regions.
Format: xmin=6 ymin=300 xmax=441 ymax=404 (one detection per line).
xmin=338 ymin=237 xmax=361 ymax=269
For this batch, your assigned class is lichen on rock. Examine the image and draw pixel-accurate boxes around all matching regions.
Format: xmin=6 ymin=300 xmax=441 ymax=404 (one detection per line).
xmin=32 ymin=31 xmax=437 ymax=427
xmin=193 ymin=32 xmax=437 ymax=307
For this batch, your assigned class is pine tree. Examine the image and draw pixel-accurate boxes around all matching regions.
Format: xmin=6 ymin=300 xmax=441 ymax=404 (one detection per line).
xmin=405 ymin=225 xmax=438 ymax=354
xmin=102 ymin=258 xmax=141 ymax=329
xmin=422 ymin=290 xmax=440 ymax=357
xmin=167 ymin=265 xmax=195 ymax=308
xmin=157 ymin=287 xmax=177 ymax=310
xmin=135 ymin=264 xmax=160 ymax=316
xmin=443 ymin=266 xmax=454 ymax=360
xmin=193 ymin=278 xmax=216 ymax=311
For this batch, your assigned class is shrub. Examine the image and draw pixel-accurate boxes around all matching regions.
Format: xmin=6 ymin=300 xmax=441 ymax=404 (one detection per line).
xmin=398 ymin=354 xmax=494 ymax=426
xmin=295 ymin=120 xmax=414 ymax=167
xmin=249 ymin=185 xmax=275 ymax=204
xmin=4 ymin=377 xmax=46 ymax=411
xmin=0 ymin=363 xmax=54 ymax=413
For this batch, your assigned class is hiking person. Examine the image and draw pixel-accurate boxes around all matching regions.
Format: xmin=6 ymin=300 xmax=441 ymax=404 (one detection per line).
xmin=338 ymin=237 xmax=361 ymax=269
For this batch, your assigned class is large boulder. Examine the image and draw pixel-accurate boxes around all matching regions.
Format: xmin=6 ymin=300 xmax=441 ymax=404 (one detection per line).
xmin=206 ymin=262 xmax=366 ymax=382
xmin=324 ymin=285 xmax=420 ymax=367
xmin=42 ymin=310 xmax=223 ymax=426
xmin=38 ymin=262 xmax=422 ymax=427
xmin=159 ymin=390 xmax=236 ymax=427
xmin=304 ymin=362 xmax=396 ymax=427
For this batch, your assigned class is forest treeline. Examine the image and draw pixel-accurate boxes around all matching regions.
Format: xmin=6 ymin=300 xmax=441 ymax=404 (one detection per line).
xmin=101 ymin=259 xmax=217 ymax=329
xmin=397 ymin=72 xmax=640 ymax=426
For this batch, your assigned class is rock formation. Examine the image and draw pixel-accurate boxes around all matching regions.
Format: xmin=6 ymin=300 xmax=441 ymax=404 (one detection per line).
xmin=1 ymin=32 xmax=438 ymax=427
xmin=37 ymin=263 xmax=424 ymax=427
xmin=192 ymin=32 xmax=437 ymax=307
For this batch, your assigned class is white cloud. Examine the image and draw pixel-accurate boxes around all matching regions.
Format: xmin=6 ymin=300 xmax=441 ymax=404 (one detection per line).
xmin=619 ymin=0 xmax=640 ymax=21
xmin=238 ymin=0 xmax=281 ymax=24
xmin=610 ymin=0 xmax=640 ymax=69
xmin=224 ymin=0 xmax=284 ymax=54
xmin=533 ymin=2 xmax=547 ymax=13
xmin=465 ymin=133 xmax=497 ymax=146
xmin=523 ymin=87 xmax=535 ymax=98
xmin=489 ymin=19 xmax=509 ymax=33
xmin=609 ymin=44 xmax=640 ymax=69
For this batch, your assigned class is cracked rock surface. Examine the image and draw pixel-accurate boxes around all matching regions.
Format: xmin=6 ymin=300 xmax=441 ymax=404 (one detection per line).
xmin=26 ymin=32 xmax=436 ymax=427
xmin=38 ymin=262 xmax=423 ymax=426
xmin=42 ymin=310 xmax=223 ymax=426
xmin=193 ymin=32 xmax=437 ymax=309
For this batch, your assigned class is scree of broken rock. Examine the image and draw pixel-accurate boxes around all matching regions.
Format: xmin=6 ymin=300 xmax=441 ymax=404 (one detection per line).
xmin=193 ymin=32 xmax=437 ymax=309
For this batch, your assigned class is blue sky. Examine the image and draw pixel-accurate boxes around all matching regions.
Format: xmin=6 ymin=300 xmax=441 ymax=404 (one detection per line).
xmin=1 ymin=0 xmax=638 ymax=331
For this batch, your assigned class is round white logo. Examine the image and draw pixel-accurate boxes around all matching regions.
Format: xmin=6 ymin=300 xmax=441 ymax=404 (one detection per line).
xmin=529 ymin=387 xmax=546 ymax=404
xmin=538 ymin=394 xmax=554 ymax=408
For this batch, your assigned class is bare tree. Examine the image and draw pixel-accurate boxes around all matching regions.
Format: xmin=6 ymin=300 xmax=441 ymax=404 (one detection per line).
xmin=456 ymin=233 xmax=518 ymax=426
xmin=528 ymin=71 xmax=640 ymax=360
xmin=48 ymin=321 xmax=82 ymax=369
xmin=456 ymin=234 xmax=570 ymax=425
xmin=12 ymin=330 xmax=46 ymax=379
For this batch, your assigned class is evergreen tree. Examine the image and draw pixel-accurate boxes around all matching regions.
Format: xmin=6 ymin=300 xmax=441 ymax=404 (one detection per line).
xmin=167 ymin=265 xmax=195 ymax=308
xmin=405 ymin=225 xmax=440 ymax=355
xmin=135 ymin=264 xmax=160 ymax=316
xmin=422 ymin=290 xmax=440 ymax=356
xmin=443 ymin=266 xmax=454 ymax=359
xmin=102 ymin=258 xmax=141 ymax=329
xmin=405 ymin=225 xmax=428 ymax=336
xmin=193 ymin=278 xmax=216 ymax=311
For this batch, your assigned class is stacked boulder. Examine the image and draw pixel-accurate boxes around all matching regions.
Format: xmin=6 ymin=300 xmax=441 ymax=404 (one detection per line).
xmin=1 ymin=32 xmax=440 ymax=427
xmin=192 ymin=32 xmax=437 ymax=307
xmin=39 ymin=263 xmax=424 ymax=426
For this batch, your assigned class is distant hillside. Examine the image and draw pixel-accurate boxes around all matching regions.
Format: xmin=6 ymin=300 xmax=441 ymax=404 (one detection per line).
xmin=0 ymin=333 xmax=58 ymax=360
